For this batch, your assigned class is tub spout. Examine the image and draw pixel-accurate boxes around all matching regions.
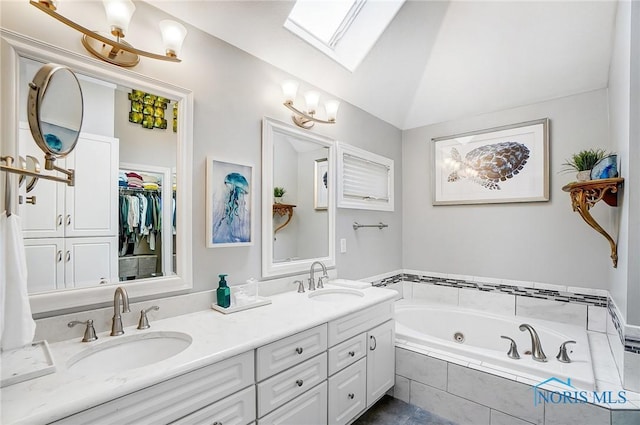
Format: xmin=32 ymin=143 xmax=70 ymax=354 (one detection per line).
xmin=519 ymin=324 xmax=547 ymax=362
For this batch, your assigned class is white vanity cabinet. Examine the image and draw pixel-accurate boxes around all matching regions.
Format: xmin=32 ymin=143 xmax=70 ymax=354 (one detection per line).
xmin=24 ymin=237 xmax=118 ymax=292
xmin=53 ymin=351 xmax=255 ymax=425
xmin=326 ymin=301 xmax=395 ymax=425
xmin=18 ymin=124 xmax=119 ymax=239
xmin=256 ymin=324 xmax=328 ymax=423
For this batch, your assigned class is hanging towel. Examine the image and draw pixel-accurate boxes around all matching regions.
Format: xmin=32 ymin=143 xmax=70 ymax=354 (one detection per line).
xmin=0 ymin=211 xmax=36 ymax=350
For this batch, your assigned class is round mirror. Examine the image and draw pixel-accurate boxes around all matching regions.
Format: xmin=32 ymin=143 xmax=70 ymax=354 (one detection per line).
xmin=27 ymin=64 xmax=83 ymax=158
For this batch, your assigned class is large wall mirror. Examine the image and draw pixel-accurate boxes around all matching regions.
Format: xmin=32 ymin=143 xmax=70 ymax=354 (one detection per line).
xmin=261 ymin=117 xmax=335 ymax=277
xmin=1 ymin=30 xmax=193 ymax=315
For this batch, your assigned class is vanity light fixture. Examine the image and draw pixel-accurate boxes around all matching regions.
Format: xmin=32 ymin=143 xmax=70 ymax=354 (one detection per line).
xmin=30 ymin=0 xmax=187 ymax=68
xmin=282 ymin=80 xmax=340 ymax=129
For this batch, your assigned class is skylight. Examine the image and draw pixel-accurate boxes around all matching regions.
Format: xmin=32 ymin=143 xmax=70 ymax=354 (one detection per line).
xmin=284 ymin=0 xmax=405 ymax=72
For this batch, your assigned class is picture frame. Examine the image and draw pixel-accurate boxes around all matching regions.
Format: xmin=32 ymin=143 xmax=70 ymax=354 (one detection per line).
xmin=432 ymin=118 xmax=549 ymax=205
xmin=206 ymin=157 xmax=254 ymax=247
xmin=314 ymin=158 xmax=329 ymax=210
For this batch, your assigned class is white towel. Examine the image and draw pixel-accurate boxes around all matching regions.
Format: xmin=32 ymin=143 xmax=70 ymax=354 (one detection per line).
xmin=0 ymin=211 xmax=36 ymax=351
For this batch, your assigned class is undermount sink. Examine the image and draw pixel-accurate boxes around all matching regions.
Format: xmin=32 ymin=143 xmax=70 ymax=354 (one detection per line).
xmin=67 ymin=331 xmax=192 ymax=375
xmin=307 ymin=287 xmax=365 ymax=302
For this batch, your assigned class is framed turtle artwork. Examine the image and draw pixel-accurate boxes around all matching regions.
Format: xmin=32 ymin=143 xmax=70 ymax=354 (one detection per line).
xmin=432 ymin=118 xmax=549 ymax=205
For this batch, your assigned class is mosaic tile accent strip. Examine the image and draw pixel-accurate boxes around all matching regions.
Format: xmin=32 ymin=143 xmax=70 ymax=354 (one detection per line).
xmin=372 ymin=273 xmax=608 ymax=306
xmin=625 ymin=338 xmax=640 ymax=354
xmin=608 ymin=301 xmax=625 ymax=345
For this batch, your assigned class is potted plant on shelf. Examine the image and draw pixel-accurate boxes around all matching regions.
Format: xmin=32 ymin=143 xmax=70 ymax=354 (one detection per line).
xmin=561 ymin=148 xmax=609 ymax=182
xmin=274 ymin=187 xmax=286 ymax=203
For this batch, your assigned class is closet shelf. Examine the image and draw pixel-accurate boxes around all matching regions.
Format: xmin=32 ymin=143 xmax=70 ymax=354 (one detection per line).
xmin=562 ymin=177 xmax=624 ymax=268
xmin=273 ymin=203 xmax=296 ymax=234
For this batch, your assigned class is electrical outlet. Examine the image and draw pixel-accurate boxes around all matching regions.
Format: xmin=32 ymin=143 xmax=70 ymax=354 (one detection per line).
xmin=340 ymin=238 xmax=347 ymax=253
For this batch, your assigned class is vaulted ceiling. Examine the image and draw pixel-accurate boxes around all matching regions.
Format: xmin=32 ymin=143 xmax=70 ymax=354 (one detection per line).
xmin=149 ymin=1 xmax=618 ymax=130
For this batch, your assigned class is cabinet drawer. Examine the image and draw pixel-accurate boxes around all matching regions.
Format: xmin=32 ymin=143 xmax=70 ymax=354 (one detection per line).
xmin=171 ymin=385 xmax=256 ymax=425
xmin=328 ymin=333 xmax=366 ymax=376
xmin=258 ymin=381 xmax=327 ymax=425
xmin=328 ymin=358 xmax=367 ymax=425
xmin=257 ymin=324 xmax=327 ymax=381
xmin=257 ymin=353 xmax=327 ymax=418
xmin=53 ymin=351 xmax=254 ymax=424
xmin=328 ymin=301 xmax=393 ymax=346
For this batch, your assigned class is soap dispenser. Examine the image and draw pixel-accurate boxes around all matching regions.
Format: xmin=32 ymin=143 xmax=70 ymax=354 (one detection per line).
xmin=217 ymin=274 xmax=231 ymax=308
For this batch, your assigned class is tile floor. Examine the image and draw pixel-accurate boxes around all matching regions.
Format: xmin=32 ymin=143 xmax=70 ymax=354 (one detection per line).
xmin=353 ymin=395 xmax=458 ymax=425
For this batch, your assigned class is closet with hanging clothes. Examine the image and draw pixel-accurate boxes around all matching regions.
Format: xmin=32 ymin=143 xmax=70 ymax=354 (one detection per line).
xmin=118 ymin=167 xmax=167 ymax=280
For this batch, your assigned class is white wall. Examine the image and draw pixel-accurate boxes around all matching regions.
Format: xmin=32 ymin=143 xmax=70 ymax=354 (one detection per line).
xmin=402 ymin=89 xmax=614 ymax=289
xmin=0 ymin=1 xmax=403 ymax=297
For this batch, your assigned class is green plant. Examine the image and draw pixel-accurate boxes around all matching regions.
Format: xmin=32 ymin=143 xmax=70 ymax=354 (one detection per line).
xmin=273 ymin=187 xmax=286 ymax=198
xmin=561 ymin=149 xmax=609 ymax=173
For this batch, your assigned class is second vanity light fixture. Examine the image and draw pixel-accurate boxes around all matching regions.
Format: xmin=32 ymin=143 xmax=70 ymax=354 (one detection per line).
xmin=282 ymin=80 xmax=340 ymax=129
xmin=30 ymin=0 xmax=187 ymax=67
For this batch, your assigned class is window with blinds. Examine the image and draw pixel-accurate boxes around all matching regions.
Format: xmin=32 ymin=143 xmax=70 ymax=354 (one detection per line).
xmin=336 ymin=142 xmax=394 ymax=211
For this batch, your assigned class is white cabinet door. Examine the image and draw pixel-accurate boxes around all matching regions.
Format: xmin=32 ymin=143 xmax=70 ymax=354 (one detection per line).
xmin=366 ymin=320 xmax=395 ymax=407
xmin=171 ymin=386 xmax=256 ymax=425
xmin=64 ymin=132 xmax=119 ymax=237
xmin=23 ymin=238 xmax=65 ymax=292
xmin=258 ymin=381 xmax=327 ymax=425
xmin=18 ymin=124 xmax=64 ymax=238
xmin=65 ymin=237 xmax=118 ymax=288
xmin=328 ymin=358 xmax=366 ymax=425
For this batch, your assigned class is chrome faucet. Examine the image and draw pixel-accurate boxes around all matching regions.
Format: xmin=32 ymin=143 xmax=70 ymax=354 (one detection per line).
xmin=111 ymin=287 xmax=131 ymax=336
xmin=308 ymin=261 xmax=328 ymax=291
xmin=519 ymin=323 xmax=547 ymax=362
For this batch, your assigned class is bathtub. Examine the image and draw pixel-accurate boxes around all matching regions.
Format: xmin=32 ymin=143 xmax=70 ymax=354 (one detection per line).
xmin=394 ymin=300 xmax=596 ymax=390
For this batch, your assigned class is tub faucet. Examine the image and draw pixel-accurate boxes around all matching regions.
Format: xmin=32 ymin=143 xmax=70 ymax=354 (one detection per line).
xmin=519 ymin=323 xmax=547 ymax=362
xmin=111 ymin=286 xmax=131 ymax=336
xmin=308 ymin=261 xmax=328 ymax=291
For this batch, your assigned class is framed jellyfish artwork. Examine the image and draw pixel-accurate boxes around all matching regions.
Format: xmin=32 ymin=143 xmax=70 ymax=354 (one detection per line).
xmin=206 ymin=158 xmax=254 ymax=247
xmin=432 ymin=118 xmax=550 ymax=205
xmin=314 ymin=158 xmax=329 ymax=210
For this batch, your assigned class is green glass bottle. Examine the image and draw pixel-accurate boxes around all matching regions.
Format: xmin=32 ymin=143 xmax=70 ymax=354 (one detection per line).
xmin=216 ymin=274 xmax=231 ymax=308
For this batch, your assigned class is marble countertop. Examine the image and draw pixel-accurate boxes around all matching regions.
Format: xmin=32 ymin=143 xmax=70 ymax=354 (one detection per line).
xmin=1 ymin=285 xmax=396 ymax=424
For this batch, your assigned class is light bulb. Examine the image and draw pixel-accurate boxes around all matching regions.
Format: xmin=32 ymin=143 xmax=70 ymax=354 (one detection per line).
xmin=159 ymin=20 xmax=187 ymax=57
xmin=102 ymin=0 xmax=135 ymax=38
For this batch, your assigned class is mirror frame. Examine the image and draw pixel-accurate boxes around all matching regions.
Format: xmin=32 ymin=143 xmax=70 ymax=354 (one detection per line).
xmin=261 ymin=117 xmax=335 ymax=278
xmin=1 ymin=29 xmax=193 ymax=314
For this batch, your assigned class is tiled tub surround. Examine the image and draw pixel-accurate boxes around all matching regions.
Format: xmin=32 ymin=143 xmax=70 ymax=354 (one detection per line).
xmin=366 ymin=271 xmax=640 ymax=424
xmin=1 ymin=284 xmax=396 ymax=424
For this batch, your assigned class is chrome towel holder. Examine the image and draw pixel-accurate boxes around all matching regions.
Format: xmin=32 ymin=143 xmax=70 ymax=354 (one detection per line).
xmin=353 ymin=222 xmax=389 ymax=231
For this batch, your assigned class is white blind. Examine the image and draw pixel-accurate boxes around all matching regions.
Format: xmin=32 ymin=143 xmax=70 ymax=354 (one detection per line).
xmin=342 ymin=153 xmax=389 ymax=201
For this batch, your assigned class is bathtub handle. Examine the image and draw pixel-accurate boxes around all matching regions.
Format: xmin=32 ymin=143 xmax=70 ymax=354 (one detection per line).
xmin=500 ymin=335 xmax=521 ymax=360
xmin=556 ymin=340 xmax=576 ymax=363
xmin=369 ymin=335 xmax=377 ymax=351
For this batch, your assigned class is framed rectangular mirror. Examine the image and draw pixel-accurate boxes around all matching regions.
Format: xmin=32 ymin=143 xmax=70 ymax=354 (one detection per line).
xmin=1 ymin=29 xmax=193 ymax=315
xmin=261 ymin=117 xmax=335 ymax=278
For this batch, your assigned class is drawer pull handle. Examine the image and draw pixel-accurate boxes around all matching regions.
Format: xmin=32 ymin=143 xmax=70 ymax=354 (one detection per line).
xmin=295 ymin=347 xmax=303 ymax=355
xmin=370 ymin=335 xmax=377 ymax=351
xmin=66 ymin=251 xmax=71 ymax=262
xmin=57 ymin=214 xmax=63 ymax=227
xmin=348 ymin=393 xmax=355 ymax=399
xmin=296 ymin=379 xmax=304 ymax=387
xmin=66 ymin=214 xmax=71 ymax=226
xmin=348 ymin=350 xmax=355 ymax=357
xmin=56 ymin=250 xmax=62 ymax=263
xmin=213 ymin=422 xmax=222 ymax=425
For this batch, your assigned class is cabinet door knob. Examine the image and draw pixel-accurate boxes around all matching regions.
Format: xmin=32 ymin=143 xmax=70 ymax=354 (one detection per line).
xmin=295 ymin=347 xmax=303 ymax=355
xmin=57 ymin=215 xmax=63 ymax=227
xmin=56 ymin=250 xmax=62 ymax=263
xmin=66 ymin=251 xmax=71 ymax=262
xmin=369 ymin=335 xmax=377 ymax=351
xmin=296 ymin=379 xmax=303 ymax=387
xmin=348 ymin=351 xmax=355 ymax=357
xmin=66 ymin=214 xmax=71 ymax=226
xmin=348 ymin=393 xmax=355 ymax=399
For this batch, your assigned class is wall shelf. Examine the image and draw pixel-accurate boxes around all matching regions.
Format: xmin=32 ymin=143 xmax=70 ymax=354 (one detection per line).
xmin=562 ymin=177 xmax=624 ymax=267
xmin=272 ymin=203 xmax=296 ymax=234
